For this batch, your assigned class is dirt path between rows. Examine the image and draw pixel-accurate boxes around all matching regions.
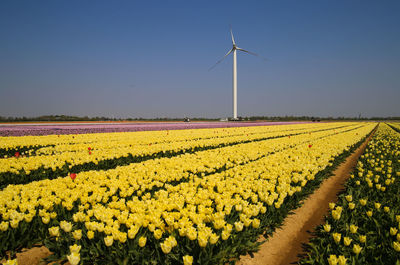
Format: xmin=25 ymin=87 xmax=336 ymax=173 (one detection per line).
xmin=237 ymin=131 xmax=375 ymax=265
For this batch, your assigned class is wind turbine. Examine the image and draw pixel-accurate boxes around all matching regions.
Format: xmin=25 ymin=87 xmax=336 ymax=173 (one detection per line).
xmin=210 ymin=27 xmax=261 ymax=120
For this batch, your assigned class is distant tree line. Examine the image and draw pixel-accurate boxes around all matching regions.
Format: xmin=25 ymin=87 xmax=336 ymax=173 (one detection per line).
xmin=0 ymin=115 xmax=219 ymax=122
xmin=0 ymin=115 xmax=116 ymax=122
xmin=0 ymin=115 xmax=398 ymax=122
xmin=245 ymin=116 xmax=400 ymax=121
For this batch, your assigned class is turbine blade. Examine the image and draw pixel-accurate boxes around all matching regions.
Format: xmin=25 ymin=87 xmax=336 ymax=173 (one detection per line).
xmin=230 ymin=26 xmax=236 ymax=45
xmin=237 ymin=47 xmax=268 ymax=61
xmin=236 ymin=47 xmax=258 ymax=56
xmin=208 ymin=48 xmax=234 ymax=71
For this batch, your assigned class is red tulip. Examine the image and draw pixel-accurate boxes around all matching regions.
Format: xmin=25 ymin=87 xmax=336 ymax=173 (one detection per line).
xmin=89 ymin=151 xmax=92 ymax=155
xmin=88 ymin=147 xmax=91 ymax=151
xmin=308 ymin=144 xmax=312 ymax=148
xmin=15 ymin=152 xmax=20 ymax=158
xmin=70 ymin=173 xmax=77 ymax=180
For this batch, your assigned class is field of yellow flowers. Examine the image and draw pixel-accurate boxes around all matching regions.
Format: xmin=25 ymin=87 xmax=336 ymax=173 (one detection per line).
xmin=299 ymin=123 xmax=400 ymax=265
xmin=0 ymin=122 xmax=376 ymax=265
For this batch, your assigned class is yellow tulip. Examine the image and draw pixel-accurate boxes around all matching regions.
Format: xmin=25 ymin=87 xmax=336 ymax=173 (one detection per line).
xmin=160 ymin=240 xmax=172 ymax=254
xmin=343 ymin=237 xmax=352 ymax=246
xmin=87 ymin=230 xmax=94 ymax=239
xmin=338 ymin=255 xmax=347 ymax=265
xmin=72 ymin=230 xmax=82 ymax=240
xmin=129 ymin=232 xmax=143 ymax=246
xmin=323 ymin=223 xmax=331 ymax=232
xmin=104 ymin=236 xmax=113 ymax=247
xmin=353 ymin=244 xmax=362 ymax=254
xmin=393 ymin=241 xmax=400 ymax=252
xmin=183 ymin=255 xmax=193 ymax=265
xmin=349 ymin=224 xmax=358 ymax=234
xmin=328 ymin=254 xmax=338 ymax=265
xmin=332 ymin=233 xmax=341 ymax=243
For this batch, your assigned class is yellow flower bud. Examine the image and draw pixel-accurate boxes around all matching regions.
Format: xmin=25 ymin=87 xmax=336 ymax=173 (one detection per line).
xmin=338 ymin=255 xmax=347 ymax=265
xmin=160 ymin=240 xmax=172 ymax=254
xmin=221 ymin=230 xmax=230 ymax=240
xmin=104 ymin=236 xmax=113 ymax=247
xmin=209 ymin=233 xmax=219 ymax=244
xmin=343 ymin=237 xmax=352 ymax=246
xmin=353 ymin=244 xmax=362 ymax=254
xmin=183 ymin=255 xmax=193 ymax=265
xmin=72 ymin=230 xmax=82 ymax=240
xmin=49 ymin=226 xmax=60 ymax=237
xmin=139 ymin=236 xmax=147 ymax=247
xmin=328 ymin=254 xmax=338 ymax=265
xmin=154 ymin=229 xmax=163 ymax=240
xmin=332 ymin=233 xmax=341 ymax=243
xmin=394 ymin=241 xmax=400 ymax=252
xmin=323 ymin=223 xmax=331 ymax=232
xmin=252 ymin=219 xmax=260 ymax=229
xmin=87 ymin=230 xmax=94 ymax=240
xmin=234 ymin=221 xmax=244 ymax=232
xmin=197 ymin=234 xmax=208 ymax=248
xmin=67 ymin=252 xmax=80 ymax=265
xmin=69 ymin=244 xmax=81 ymax=254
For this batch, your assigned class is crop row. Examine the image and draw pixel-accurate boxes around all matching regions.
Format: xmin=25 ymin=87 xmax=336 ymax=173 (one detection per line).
xmin=0 ymin=123 xmax=356 ymax=188
xmin=0 ymin=123 xmax=375 ymax=264
xmin=387 ymin=122 xmax=400 ymax=134
xmin=299 ymin=123 xmax=400 ymax=265
xmin=0 ymin=123 xmax=320 ymax=157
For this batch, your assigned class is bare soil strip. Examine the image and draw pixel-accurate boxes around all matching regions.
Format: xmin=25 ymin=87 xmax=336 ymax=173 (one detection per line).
xmin=237 ymin=132 xmax=374 ymax=265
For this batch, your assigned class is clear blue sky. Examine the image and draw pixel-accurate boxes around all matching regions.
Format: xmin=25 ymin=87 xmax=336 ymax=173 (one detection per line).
xmin=0 ymin=0 xmax=399 ymax=118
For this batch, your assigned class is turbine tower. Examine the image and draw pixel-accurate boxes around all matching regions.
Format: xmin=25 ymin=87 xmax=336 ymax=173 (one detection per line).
xmin=210 ymin=27 xmax=260 ymax=120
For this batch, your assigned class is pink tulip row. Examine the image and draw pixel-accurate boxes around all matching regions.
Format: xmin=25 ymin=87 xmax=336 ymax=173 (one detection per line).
xmin=0 ymin=121 xmax=309 ymax=136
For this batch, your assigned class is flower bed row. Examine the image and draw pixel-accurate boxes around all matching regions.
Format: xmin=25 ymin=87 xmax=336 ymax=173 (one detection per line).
xmin=0 ymin=123 xmax=375 ymax=264
xmin=387 ymin=122 xmax=400 ymax=134
xmin=0 ymin=123 xmax=355 ymax=189
xmin=299 ymin=123 xmax=400 ymax=265
xmin=0 ymin=123 xmax=318 ymax=158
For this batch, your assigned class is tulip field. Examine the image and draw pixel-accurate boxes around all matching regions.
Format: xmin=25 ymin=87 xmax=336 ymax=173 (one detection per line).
xmin=299 ymin=123 xmax=400 ymax=265
xmin=0 ymin=122 xmax=387 ymax=265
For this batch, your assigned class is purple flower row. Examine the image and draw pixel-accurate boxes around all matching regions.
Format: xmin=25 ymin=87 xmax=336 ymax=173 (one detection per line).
xmin=0 ymin=122 xmax=308 ymax=137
